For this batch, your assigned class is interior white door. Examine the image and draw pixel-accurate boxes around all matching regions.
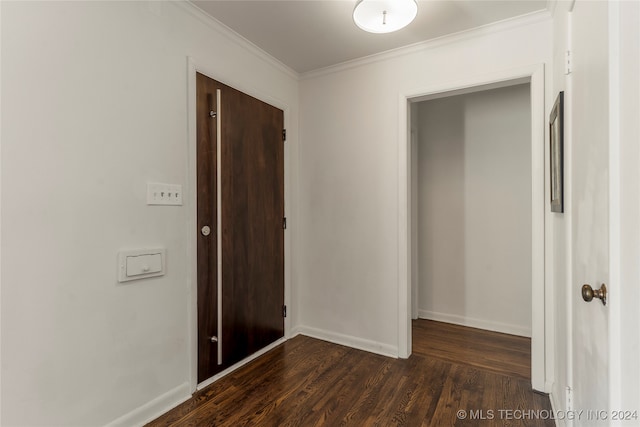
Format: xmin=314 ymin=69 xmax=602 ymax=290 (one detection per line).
xmin=570 ymin=0 xmax=610 ymax=419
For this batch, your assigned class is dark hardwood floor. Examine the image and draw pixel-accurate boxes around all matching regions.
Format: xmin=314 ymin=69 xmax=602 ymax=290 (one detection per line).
xmin=147 ymin=320 xmax=552 ymax=426
xmin=412 ymin=320 xmax=531 ymax=380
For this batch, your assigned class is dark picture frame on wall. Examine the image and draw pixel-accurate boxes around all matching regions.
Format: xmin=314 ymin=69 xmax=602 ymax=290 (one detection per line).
xmin=550 ymin=91 xmax=564 ymax=213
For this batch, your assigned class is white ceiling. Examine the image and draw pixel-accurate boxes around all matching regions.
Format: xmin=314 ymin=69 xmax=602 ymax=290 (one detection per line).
xmin=191 ymin=1 xmax=548 ymax=74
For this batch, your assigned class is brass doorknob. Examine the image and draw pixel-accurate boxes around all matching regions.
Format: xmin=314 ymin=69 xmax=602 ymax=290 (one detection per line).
xmin=582 ymin=283 xmax=607 ymax=306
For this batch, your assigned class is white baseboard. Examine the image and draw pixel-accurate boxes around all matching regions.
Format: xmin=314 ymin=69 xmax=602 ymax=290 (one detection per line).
xmin=105 ymin=382 xmax=191 ymax=427
xmin=295 ymin=325 xmax=398 ymax=358
xmin=289 ymin=325 xmax=303 ymax=338
xmin=196 ymin=337 xmax=287 ymax=390
xmin=418 ymin=310 xmax=531 ymax=338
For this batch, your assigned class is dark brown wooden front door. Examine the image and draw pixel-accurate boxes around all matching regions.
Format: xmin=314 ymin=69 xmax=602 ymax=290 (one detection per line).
xmin=196 ymin=72 xmax=285 ymax=383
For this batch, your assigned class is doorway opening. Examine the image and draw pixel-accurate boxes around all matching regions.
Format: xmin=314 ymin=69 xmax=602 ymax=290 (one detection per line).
xmin=398 ymin=65 xmax=548 ymax=392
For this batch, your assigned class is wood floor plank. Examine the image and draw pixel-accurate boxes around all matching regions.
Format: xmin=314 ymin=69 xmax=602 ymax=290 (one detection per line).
xmin=251 ymin=345 xmax=354 ymax=427
xmin=179 ymin=340 xmax=351 ymax=427
xmin=147 ymin=320 xmax=553 ymax=427
xmin=413 ymin=320 xmax=531 ymax=380
xmin=309 ymin=349 xmax=384 ymax=426
xmin=403 ymin=357 xmax=451 ymax=426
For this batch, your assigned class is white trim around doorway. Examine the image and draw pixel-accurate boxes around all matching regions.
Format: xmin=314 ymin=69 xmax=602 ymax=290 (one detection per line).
xmin=397 ymin=63 xmax=550 ymax=392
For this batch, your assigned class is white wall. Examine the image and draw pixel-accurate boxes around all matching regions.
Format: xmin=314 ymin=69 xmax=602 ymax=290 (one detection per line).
xmin=416 ymin=84 xmax=532 ymax=337
xmin=0 ymin=2 xmax=298 ymax=425
xmin=297 ymin=15 xmax=552 ymax=355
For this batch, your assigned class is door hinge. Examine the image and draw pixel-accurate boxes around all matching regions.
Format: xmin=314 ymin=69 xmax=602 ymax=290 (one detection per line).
xmin=283 ymin=217 xmax=287 ymax=229
xmin=282 ymin=129 xmax=287 ymax=142
xmin=565 ymin=50 xmax=572 ymax=75
xmin=282 ymin=305 xmax=287 ymax=317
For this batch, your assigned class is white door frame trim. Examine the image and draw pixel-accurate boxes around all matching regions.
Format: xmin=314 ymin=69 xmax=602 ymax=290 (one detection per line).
xmin=186 ymin=56 xmax=292 ymax=393
xmin=397 ymin=63 xmax=550 ymax=392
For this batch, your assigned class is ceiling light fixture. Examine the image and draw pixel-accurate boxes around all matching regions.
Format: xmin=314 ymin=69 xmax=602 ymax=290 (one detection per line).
xmin=353 ymin=0 xmax=418 ymax=34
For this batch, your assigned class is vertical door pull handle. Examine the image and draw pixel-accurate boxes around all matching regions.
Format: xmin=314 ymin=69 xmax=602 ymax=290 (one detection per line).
xmin=216 ymin=89 xmax=223 ymax=365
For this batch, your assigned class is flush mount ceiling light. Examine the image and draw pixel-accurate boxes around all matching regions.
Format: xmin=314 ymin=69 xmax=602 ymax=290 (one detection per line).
xmin=353 ymin=0 xmax=418 ymax=34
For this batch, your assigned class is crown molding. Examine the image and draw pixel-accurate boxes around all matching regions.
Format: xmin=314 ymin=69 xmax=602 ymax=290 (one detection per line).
xmin=175 ymin=1 xmax=300 ymax=81
xmin=301 ymin=9 xmax=552 ymax=80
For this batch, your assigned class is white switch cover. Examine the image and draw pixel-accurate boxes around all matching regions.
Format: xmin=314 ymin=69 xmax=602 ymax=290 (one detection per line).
xmin=126 ymin=253 xmax=162 ymax=277
xmin=147 ymin=182 xmax=183 ymax=206
xmin=118 ymin=248 xmax=166 ymax=283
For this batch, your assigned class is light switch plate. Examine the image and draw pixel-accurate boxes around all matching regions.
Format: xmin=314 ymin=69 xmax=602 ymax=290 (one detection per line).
xmin=118 ymin=248 xmax=166 ymax=283
xmin=147 ymin=182 xmax=182 ymax=206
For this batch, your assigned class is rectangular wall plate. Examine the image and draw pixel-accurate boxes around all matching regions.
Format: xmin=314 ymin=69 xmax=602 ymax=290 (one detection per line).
xmin=147 ymin=182 xmax=183 ymax=205
xmin=118 ymin=248 xmax=166 ymax=283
